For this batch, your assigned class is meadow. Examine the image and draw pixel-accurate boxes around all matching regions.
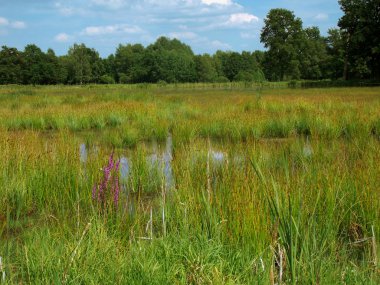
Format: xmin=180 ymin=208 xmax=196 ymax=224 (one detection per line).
xmin=0 ymin=84 xmax=379 ymax=284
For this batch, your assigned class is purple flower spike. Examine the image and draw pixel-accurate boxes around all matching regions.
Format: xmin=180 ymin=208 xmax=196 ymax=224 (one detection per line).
xmin=92 ymin=152 xmax=121 ymax=210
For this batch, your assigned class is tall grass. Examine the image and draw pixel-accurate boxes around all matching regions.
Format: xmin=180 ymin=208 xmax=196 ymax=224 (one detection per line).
xmin=0 ymin=85 xmax=379 ymax=283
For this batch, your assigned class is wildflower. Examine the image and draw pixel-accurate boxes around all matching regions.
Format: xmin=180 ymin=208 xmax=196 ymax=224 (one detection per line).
xmin=92 ymin=152 xmax=121 ymax=209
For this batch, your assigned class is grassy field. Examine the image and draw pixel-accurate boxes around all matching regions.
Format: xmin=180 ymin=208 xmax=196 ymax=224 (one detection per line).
xmin=0 ymin=85 xmax=379 ymax=284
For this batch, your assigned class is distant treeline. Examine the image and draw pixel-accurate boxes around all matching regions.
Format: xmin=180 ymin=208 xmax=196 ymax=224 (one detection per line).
xmin=0 ymin=1 xmax=379 ymax=85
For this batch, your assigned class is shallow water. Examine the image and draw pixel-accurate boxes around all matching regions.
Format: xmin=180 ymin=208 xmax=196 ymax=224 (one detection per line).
xmin=79 ymin=135 xmax=307 ymax=215
xmin=303 ymin=137 xmax=313 ymax=157
xmin=120 ymin=156 xmax=130 ymax=182
xmin=79 ymin=143 xmax=87 ymax=163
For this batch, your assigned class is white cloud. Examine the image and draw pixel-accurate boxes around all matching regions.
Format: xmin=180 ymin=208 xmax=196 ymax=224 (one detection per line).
xmin=10 ymin=21 xmax=26 ymax=29
xmin=227 ymin=13 xmax=259 ymax=26
xmin=314 ymin=13 xmax=328 ymax=21
xmin=201 ymin=0 xmax=232 ymax=5
xmin=0 ymin=17 xmax=26 ymax=30
xmin=198 ymin=12 xmax=260 ymax=31
xmin=55 ymin=33 xmax=71 ymax=42
xmin=81 ymin=24 xmax=143 ymax=36
xmin=0 ymin=17 xmax=9 ymax=26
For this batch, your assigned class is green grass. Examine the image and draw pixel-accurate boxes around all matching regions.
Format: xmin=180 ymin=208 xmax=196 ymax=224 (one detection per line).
xmin=0 ymin=85 xmax=379 ymax=284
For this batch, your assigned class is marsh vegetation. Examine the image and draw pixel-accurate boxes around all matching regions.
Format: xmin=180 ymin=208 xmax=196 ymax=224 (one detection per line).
xmin=0 ymin=85 xmax=379 ymax=284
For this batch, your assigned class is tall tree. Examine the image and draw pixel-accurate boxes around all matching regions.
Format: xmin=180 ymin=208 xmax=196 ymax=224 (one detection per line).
xmin=324 ymin=28 xmax=346 ymax=80
xmin=261 ymin=9 xmax=303 ymax=81
xmin=65 ymin=43 xmax=104 ymax=84
xmin=219 ymin=51 xmax=245 ymax=81
xmin=194 ymin=54 xmax=218 ymax=82
xmin=22 ymin=44 xmax=56 ymax=85
xmin=45 ymin=49 xmax=66 ymax=84
xmin=114 ymin=44 xmax=146 ymax=83
xmin=144 ymin=37 xmax=197 ymax=83
xmin=338 ymin=0 xmax=380 ymax=79
xmin=0 ymin=46 xmax=23 ymax=84
xmin=299 ymin=27 xmax=328 ymax=80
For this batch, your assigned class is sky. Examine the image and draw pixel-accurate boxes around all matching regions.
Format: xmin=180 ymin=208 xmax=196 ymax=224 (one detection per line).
xmin=0 ymin=0 xmax=342 ymax=57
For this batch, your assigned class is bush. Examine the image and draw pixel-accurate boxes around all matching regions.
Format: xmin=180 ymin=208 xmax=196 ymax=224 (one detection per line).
xmin=234 ymin=71 xmax=255 ymax=82
xmin=118 ymin=73 xmax=129 ymax=84
xmin=157 ymin=80 xmax=168 ymax=87
xmin=99 ymin=75 xmax=115 ymax=84
xmin=214 ymin=76 xmax=230 ymax=83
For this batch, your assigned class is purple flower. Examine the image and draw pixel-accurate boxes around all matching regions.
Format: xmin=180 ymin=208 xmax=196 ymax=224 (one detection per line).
xmin=92 ymin=152 xmax=121 ymax=209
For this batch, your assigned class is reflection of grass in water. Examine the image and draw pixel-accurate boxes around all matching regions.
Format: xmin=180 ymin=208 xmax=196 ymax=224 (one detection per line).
xmin=0 ymin=86 xmax=379 ymax=283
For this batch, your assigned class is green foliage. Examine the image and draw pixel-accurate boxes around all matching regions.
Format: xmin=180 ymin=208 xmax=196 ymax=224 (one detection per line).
xmin=325 ymin=28 xmax=346 ymax=80
xmin=144 ymin=37 xmax=197 ymax=83
xmin=65 ymin=43 xmax=105 ymax=84
xmin=99 ymin=74 xmax=115 ymax=84
xmin=261 ymin=9 xmax=304 ymax=81
xmin=195 ymin=54 xmax=218 ymax=82
xmin=214 ymin=76 xmax=230 ymax=83
xmin=114 ymin=44 xmax=146 ymax=83
xmin=338 ymin=0 xmax=380 ymax=80
xmin=21 ymin=45 xmax=63 ymax=85
xmin=261 ymin=9 xmax=332 ymax=81
xmin=0 ymin=46 xmax=23 ymax=84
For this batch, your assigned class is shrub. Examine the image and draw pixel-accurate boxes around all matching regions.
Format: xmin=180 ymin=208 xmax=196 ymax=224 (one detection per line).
xmin=99 ymin=75 xmax=115 ymax=84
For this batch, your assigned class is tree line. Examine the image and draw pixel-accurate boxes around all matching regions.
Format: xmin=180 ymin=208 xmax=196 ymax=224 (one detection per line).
xmin=0 ymin=0 xmax=378 ymax=85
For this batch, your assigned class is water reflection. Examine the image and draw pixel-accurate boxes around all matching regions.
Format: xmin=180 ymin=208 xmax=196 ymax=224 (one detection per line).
xmin=147 ymin=135 xmax=175 ymax=190
xmin=303 ymin=136 xmax=313 ymax=157
xmin=79 ymin=143 xmax=87 ymax=163
xmin=120 ymin=156 xmax=130 ymax=181
xmin=79 ymin=136 xmax=256 ymax=203
xmin=211 ymin=151 xmax=225 ymax=164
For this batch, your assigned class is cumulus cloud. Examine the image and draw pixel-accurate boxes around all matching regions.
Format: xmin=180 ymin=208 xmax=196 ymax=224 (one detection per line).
xmin=226 ymin=13 xmax=259 ymax=26
xmin=81 ymin=24 xmax=143 ymax=36
xmin=55 ymin=33 xmax=71 ymax=42
xmin=198 ymin=12 xmax=260 ymax=31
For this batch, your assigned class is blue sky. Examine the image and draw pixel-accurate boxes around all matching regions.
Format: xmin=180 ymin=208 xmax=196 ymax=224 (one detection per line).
xmin=0 ymin=0 xmax=342 ymax=57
